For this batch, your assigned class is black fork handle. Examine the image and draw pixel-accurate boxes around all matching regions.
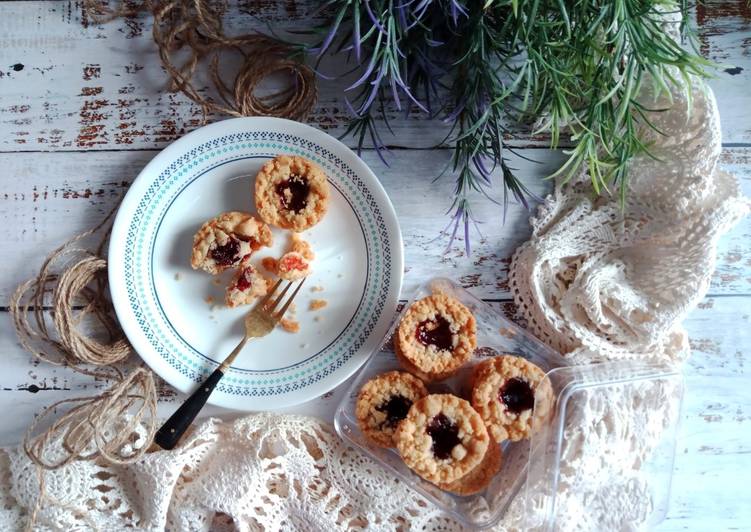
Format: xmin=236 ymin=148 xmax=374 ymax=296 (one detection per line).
xmin=154 ymin=368 xmax=225 ymax=450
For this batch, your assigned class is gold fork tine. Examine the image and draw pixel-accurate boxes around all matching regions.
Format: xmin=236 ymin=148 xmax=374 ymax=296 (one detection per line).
xmin=258 ymin=278 xmax=283 ymax=308
xmin=274 ymin=278 xmax=306 ymax=319
xmin=267 ymin=281 xmax=294 ymax=313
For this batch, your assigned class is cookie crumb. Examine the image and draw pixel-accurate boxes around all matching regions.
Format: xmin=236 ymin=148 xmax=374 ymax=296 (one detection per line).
xmin=174 ymin=273 xmax=181 ymax=281
xmin=290 ymin=234 xmax=315 ymax=260
xmin=261 ymin=257 xmax=278 ymax=274
xmin=226 ymin=265 xmax=268 ymax=308
xmin=212 ymin=278 xmax=222 ymax=286
xmin=280 ymin=318 xmax=300 ymax=333
xmin=309 ymin=299 xmax=328 ymax=311
xmin=311 ymin=285 xmax=325 ymax=292
xmin=205 ymin=296 xmax=215 ymax=304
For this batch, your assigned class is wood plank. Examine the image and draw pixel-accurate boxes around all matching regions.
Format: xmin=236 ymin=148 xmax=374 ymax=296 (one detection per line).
xmin=0 ymin=147 xmax=748 ymax=302
xmin=661 ymin=376 xmax=751 ymax=530
xmin=698 ymin=1 xmax=751 ymax=145
xmin=0 ymin=1 xmax=515 ymax=152
xmin=0 ymin=147 xmax=553 ymax=302
xmin=659 ymin=294 xmax=751 ymax=530
xmin=0 ymin=296 xmax=747 ymax=529
xmin=0 ymin=1 xmax=749 ymax=153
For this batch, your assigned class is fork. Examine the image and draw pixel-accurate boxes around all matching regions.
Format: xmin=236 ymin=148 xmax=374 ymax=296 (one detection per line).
xmin=154 ymin=278 xmax=305 ymax=450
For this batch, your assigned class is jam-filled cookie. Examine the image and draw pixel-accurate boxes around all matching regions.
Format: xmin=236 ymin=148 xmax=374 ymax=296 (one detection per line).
xmin=255 ymin=155 xmax=329 ymax=232
xmin=470 ymin=355 xmax=553 ymax=442
xmin=395 ymin=394 xmax=489 ymax=485
xmin=438 ymin=442 xmax=502 ymax=495
xmin=395 ymin=293 xmax=476 ymax=381
xmin=191 ymin=212 xmax=273 ymax=274
xmin=277 ymin=251 xmax=311 ymax=281
xmin=356 ymin=371 xmax=429 ymax=448
xmin=225 ymin=263 xmax=270 ymax=308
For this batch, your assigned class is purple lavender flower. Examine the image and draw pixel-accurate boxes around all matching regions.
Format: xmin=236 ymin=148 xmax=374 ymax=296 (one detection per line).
xmin=363 ymin=0 xmax=387 ymax=35
xmin=449 ymin=0 xmax=468 ymax=26
xmin=440 ymin=199 xmax=480 ymax=256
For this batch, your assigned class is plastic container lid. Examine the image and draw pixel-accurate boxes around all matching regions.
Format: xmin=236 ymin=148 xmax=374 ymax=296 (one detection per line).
xmin=524 ymin=361 xmax=683 ymax=531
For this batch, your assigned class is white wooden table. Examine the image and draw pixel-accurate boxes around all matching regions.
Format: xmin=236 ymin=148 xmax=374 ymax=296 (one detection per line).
xmin=0 ymin=2 xmax=749 ymax=529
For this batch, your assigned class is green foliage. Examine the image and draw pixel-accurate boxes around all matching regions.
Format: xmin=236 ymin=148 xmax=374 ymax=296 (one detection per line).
xmin=306 ymin=0 xmax=711 ymax=252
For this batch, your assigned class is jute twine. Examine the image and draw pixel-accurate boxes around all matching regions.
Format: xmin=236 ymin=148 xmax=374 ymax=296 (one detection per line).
xmin=10 ymin=209 xmax=158 ymax=465
xmin=9 ymin=210 xmax=158 ymax=529
xmin=83 ymin=0 xmax=318 ymax=121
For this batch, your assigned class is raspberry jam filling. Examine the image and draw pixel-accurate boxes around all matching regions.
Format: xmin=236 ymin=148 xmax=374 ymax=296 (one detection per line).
xmin=498 ymin=378 xmax=535 ymax=414
xmin=210 ymin=238 xmax=241 ymax=266
xmin=375 ymin=394 xmax=413 ymax=428
xmin=415 ymin=315 xmax=454 ymax=351
xmin=234 ymin=272 xmax=252 ymax=291
xmin=427 ymin=413 xmax=460 ymax=460
xmin=281 ymin=255 xmax=308 ymax=271
xmin=276 ymin=173 xmax=310 ymax=213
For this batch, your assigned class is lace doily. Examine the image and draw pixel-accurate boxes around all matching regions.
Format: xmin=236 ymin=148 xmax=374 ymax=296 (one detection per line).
xmin=0 ymin=414 xmax=488 ymax=531
xmin=509 ymin=81 xmax=750 ymax=364
xmin=0 ymin=403 xmax=680 ymax=532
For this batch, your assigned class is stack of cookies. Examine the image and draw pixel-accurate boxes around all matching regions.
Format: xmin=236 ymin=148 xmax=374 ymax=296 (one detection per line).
xmin=356 ymin=292 xmax=553 ymax=495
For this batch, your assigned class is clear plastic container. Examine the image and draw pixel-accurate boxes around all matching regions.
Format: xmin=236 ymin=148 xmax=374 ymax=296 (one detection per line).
xmin=524 ymin=361 xmax=683 ymax=531
xmin=334 ymin=278 xmax=683 ymax=528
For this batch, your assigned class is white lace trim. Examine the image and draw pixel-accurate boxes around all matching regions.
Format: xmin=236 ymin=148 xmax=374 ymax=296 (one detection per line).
xmin=1 ymin=415 xmax=474 ymax=531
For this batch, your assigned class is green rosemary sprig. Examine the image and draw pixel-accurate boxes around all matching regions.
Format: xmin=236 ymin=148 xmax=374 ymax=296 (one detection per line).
xmin=305 ymin=0 xmax=712 ymax=253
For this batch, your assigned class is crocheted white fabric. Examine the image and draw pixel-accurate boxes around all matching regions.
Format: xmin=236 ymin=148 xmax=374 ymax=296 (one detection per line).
xmin=509 ymin=81 xmax=750 ymax=364
xmin=0 ymin=414 xmax=517 ymax=532
xmin=0 ymin=400 xmax=680 ymax=532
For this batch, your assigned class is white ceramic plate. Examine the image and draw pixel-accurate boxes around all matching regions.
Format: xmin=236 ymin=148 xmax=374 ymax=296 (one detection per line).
xmin=109 ymin=117 xmax=403 ymax=410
